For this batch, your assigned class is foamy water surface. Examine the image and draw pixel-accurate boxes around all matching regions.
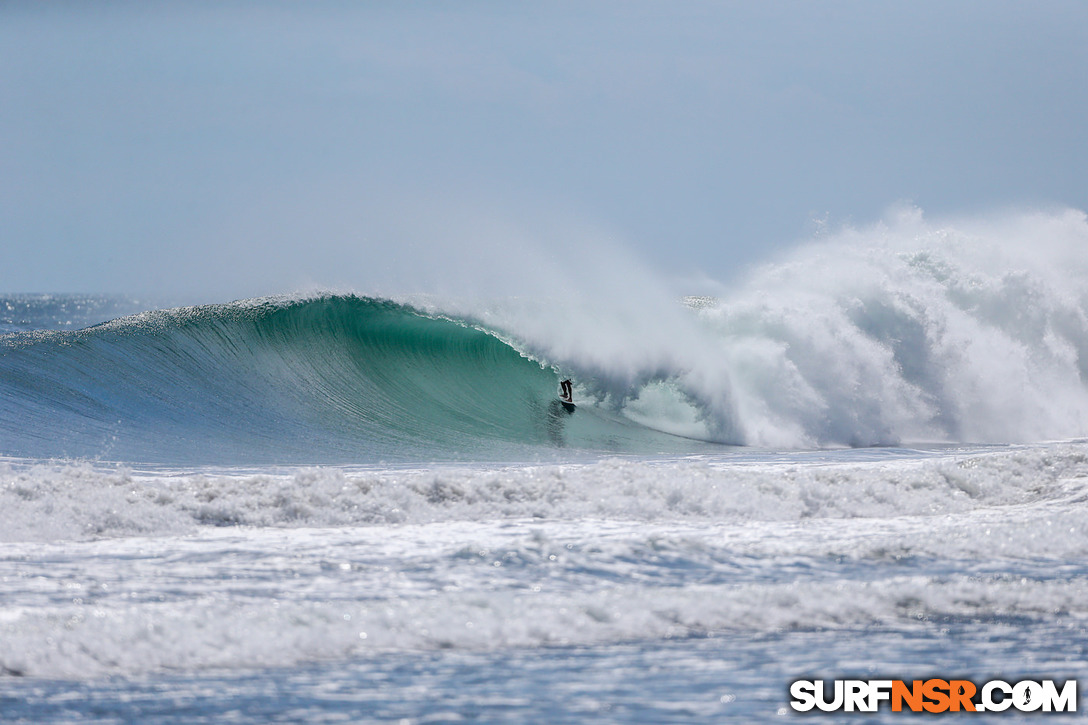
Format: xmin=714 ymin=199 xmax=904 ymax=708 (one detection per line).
xmin=3 ymin=442 xmax=1088 ymax=721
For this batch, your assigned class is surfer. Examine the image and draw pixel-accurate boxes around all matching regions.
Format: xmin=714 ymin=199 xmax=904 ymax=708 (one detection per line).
xmin=559 ymin=379 xmax=573 ymax=403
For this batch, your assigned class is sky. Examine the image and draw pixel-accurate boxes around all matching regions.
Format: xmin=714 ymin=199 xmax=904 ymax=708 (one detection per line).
xmin=2 ymin=1 xmax=1086 ymax=301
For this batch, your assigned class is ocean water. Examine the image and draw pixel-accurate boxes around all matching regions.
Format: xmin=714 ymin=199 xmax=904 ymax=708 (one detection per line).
xmin=3 ymin=209 xmax=1088 ymax=722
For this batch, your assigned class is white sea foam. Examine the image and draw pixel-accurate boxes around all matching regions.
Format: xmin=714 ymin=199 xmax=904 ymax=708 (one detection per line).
xmin=3 ymin=443 xmax=1087 ymax=544
xmin=3 ymin=442 xmax=1088 ymax=678
xmin=701 ymin=206 xmax=1088 ymax=447
xmin=3 ymin=509 xmax=1087 ymax=678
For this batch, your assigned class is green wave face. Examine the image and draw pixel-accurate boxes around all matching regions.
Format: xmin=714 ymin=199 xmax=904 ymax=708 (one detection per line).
xmin=0 ymin=295 xmax=705 ymax=464
xmin=273 ymin=296 xmax=564 ymax=457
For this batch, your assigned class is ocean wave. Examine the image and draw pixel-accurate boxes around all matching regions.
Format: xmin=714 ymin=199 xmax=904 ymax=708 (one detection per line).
xmin=3 ymin=207 xmax=1088 ymax=463
xmin=1 ymin=295 xmax=689 ymax=463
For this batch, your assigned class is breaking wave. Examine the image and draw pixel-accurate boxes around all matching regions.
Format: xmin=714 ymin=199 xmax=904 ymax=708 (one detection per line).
xmin=3 ymin=207 xmax=1088 ymax=463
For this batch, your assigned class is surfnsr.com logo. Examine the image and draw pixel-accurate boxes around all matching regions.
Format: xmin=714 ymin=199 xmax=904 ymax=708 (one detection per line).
xmin=789 ymin=679 xmax=1077 ymax=714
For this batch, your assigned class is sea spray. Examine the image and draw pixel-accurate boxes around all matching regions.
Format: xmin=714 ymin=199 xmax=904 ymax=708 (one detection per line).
xmin=698 ymin=206 xmax=1088 ymax=446
xmin=423 ymin=207 xmax=1088 ymax=448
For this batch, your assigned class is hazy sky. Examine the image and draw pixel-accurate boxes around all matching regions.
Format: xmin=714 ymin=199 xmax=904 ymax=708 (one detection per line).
xmin=3 ymin=1 xmax=1086 ymax=300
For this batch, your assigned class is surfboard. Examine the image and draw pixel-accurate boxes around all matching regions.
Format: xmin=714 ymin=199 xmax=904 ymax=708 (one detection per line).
xmin=560 ymin=399 xmax=576 ymax=412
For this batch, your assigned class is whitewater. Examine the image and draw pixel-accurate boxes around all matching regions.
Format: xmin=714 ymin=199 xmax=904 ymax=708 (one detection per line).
xmin=3 ymin=208 xmax=1088 ymax=722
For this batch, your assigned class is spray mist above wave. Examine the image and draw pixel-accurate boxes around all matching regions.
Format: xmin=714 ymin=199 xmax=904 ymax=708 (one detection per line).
xmin=444 ymin=206 xmax=1088 ymax=448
